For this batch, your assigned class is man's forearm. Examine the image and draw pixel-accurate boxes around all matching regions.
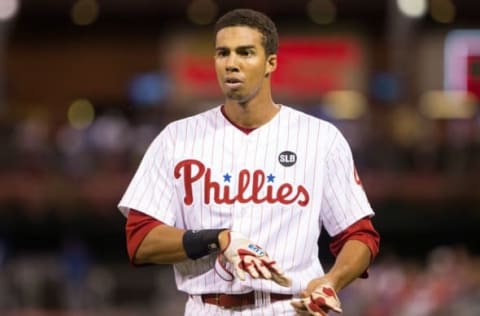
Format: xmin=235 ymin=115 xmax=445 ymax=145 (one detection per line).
xmin=134 ymin=225 xmax=187 ymax=264
xmin=324 ymin=239 xmax=372 ymax=291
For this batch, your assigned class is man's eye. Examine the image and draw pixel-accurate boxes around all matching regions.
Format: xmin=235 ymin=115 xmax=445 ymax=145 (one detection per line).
xmin=217 ymin=51 xmax=228 ymax=57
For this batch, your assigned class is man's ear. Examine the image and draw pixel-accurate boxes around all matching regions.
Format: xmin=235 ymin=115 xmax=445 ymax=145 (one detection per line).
xmin=265 ymin=54 xmax=277 ymax=77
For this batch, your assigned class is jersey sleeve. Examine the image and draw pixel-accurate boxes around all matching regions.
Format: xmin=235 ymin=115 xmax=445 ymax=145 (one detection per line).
xmin=321 ymin=127 xmax=374 ymax=237
xmin=118 ymin=128 xmax=177 ymax=225
xmin=329 ymin=217 xmax=380 ymax=261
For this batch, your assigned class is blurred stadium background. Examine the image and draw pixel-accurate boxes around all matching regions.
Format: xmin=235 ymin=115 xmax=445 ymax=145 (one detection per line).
xmin=0 ymin=0 xmax=480 ymax=315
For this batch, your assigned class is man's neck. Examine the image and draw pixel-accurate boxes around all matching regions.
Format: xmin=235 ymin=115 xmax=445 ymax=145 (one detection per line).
xmin=223 ymin=99 xmax=280 ymax=129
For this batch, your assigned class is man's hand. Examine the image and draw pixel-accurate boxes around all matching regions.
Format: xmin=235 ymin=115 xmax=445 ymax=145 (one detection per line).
xmin=291 ymin=280 xmax=342 ymax=316
xmin=216 ymin=231 xmax=291 ymax=287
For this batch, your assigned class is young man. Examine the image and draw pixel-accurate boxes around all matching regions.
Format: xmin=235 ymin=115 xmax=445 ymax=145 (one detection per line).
xmin=119 ymin=8 xmax=379 ymax=315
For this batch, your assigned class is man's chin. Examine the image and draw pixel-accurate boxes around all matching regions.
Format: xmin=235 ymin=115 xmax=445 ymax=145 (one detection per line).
xmin=226 ymin=92 xmax=245 ymax=101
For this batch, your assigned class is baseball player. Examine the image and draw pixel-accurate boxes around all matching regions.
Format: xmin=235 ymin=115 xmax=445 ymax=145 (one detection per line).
xmin=118 ymin=8 xmax=380 ymax=315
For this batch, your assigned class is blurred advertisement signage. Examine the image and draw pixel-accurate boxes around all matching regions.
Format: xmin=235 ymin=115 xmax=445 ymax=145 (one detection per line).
xmin=445 ymin=30 xmax=480 ymax=98
xmin=167 ymin=35 xmax=365 ymax=102
xmin=467 ymin=55 xmax=480 ymax=98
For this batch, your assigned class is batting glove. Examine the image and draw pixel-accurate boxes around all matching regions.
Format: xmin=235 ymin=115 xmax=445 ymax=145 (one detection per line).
xmin=293 ymin=285 xmax=342 ymax=316
xmin=215 ymin=231 xmax=291 ymax=287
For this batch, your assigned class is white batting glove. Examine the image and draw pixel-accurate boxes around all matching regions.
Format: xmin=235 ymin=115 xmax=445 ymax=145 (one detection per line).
xmin=292 ymin=285 xmax=342 ymax=316
xmin=216 ymin=231 xmax=291 ymax=287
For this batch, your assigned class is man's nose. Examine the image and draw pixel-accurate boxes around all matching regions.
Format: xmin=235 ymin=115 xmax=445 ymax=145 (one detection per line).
xmin=226 ymin=54 xmax=239 ymax=71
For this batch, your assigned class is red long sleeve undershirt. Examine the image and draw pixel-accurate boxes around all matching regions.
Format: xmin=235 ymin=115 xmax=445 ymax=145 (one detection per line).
xmin=328 ymin=216 xmax=380 ymax=278
xmin=125 ymin=209 xmax=164 ymax=263
xmin=125 ymin=209 xmax=380 ymax=275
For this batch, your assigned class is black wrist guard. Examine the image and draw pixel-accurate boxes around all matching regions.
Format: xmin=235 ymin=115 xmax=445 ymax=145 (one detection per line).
xmin=182 ymin=229 xmax=225 ymax=260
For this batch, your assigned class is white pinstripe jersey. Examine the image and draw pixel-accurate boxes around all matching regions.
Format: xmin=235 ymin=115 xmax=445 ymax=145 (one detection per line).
xmin=118 ymin=105 xmax=374 ymax=296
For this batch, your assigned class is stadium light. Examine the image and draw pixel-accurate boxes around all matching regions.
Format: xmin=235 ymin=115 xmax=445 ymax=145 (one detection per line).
xmin=0 ymin=0 xmax=19 ymax=21
xmin=396 ymin=0 xmax=427 ymax=19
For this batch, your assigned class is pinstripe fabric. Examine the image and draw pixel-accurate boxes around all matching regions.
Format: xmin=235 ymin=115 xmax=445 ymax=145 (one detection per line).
xmin=118 ymin=105 xmax=374 ymax=299
xmin=185 ymin=295 xmax=296 ymax=315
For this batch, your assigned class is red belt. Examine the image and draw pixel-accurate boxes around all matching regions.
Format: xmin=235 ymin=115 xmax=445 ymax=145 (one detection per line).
xmin=201 ymin=292 xmax=293 ymax=309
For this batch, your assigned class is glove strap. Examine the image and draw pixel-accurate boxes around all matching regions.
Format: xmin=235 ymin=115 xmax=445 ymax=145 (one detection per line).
xmin=183 ymin=229 xmax=226 ymax=260
xmin=214 ymin=254 xmax=234 ymax=281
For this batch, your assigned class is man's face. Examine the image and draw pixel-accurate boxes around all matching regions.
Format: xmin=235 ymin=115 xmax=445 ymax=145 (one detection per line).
xmin=215 ymin=26 xmax=276 ymax=103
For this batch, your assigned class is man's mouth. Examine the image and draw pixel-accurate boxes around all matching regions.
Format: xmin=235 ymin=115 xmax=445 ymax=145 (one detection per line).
xmin=225 ymin=78 xmax=242 ymax=88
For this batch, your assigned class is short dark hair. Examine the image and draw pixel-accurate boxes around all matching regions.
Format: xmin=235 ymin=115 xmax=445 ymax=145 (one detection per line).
xmin=214 ymin=8 xmax=279 ymax=56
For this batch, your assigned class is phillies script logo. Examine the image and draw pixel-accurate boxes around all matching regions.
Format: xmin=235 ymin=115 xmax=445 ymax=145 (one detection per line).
xmin=174 ymin=159 xmax=310 ymax=206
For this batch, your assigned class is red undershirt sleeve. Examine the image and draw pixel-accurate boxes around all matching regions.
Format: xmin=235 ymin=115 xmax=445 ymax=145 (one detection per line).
xmin=329 ymin=217 xmax=380 ymax=278
xmin=125 ymin=209 xmax=164 ymax=265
